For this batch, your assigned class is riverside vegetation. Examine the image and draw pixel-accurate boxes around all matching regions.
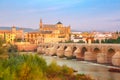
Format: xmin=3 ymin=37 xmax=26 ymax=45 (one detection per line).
xmin=0 ymin=55 xmax=94 ymax=80
xmin=0 ymin=39 xmax=93 ymax=80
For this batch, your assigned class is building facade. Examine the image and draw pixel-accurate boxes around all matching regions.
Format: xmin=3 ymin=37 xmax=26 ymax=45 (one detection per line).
xmin=0 ymin=26 xmax=24 ymax=43
xmin=24 ymin=19 xmax=71 ymax=44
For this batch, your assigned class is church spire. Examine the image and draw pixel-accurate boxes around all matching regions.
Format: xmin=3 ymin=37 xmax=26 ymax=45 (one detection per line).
xmin=40 ymin=19 xmax=43 ymax=31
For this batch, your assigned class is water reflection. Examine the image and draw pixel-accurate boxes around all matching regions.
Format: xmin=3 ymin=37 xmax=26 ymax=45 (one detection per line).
xmin=42 ymin=55 xmax=120 ymax=80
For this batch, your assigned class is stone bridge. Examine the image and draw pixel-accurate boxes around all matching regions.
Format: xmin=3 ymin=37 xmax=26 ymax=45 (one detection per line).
xmin=37 ymin=43 xmax=120 ymax=67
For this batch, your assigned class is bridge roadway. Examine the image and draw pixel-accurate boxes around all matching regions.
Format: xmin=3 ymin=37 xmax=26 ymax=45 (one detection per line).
xmin=37 ymin=43 xmax=120 ymax=66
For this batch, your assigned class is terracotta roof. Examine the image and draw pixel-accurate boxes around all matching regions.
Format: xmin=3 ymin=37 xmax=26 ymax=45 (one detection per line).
xmin=27 ymin=32 xmax=40 ymax=34
xmin=0 ymin=30 xmax=11 ymax=33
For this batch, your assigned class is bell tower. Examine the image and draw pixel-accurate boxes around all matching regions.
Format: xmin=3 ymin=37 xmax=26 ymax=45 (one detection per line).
xmin=12 ymin=25 xmax=16 ymax=33
xmin=39 ymin=19 xmax=43 ymax=31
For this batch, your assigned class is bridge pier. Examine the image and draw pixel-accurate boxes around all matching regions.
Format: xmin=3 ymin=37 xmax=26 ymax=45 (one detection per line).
xmin=64 ymin=46 xmax=73 ymax=57
xmin=56 ymin=46 xmax=64 ymax=57
xmin=49 ymin=46 xmax=57 ymax=56
xmin=84 ymin=47 xmax=97 ymax=61
xmin=84 ymin=52 xmax=97 ymax=61
xmin=97 ymin=53 xmax=108 ymax=64
xmin=45 ymin=47 xmax=50 ymax=55
xmin=73 ymin=47 xmax=81 ymax=59
xmin=112 ymin=51 xmax=120 ymax=66
xmin=37 ymin=47 xmax=42 ymax=54
xmin=42 ymin=47 xmax=46 ymax=54
xmin=37 ymin=46 xmax=46 ymax=54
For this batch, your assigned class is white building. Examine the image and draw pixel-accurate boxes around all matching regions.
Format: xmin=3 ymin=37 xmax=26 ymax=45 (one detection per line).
xmin=71 ymin=32 xmax=84 ymax=42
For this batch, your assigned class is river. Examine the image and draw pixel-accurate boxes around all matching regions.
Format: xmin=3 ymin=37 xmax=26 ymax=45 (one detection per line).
xmin=41 ymin=55 xmax=120 ymax=80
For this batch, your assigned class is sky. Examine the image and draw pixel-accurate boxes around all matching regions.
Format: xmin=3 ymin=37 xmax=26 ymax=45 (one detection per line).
xmin=0 ymin=0 xmax=120 ymax=32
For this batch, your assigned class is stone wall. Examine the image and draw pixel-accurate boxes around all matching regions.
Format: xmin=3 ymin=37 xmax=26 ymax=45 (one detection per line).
xmin=15 ymin=42 xmax=37 ymax=52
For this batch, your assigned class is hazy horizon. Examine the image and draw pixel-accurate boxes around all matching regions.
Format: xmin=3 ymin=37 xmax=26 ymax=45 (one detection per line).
xmin=0 ymin=0 xmax=120 ymax=32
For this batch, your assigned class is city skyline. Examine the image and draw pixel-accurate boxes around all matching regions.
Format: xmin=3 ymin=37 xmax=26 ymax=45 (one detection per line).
xmin=0 ymin=0 xmax=120 ymax=31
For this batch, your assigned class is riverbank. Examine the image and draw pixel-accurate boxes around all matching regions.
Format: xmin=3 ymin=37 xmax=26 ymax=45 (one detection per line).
xmin=0 ymin=53 xmax=94 ymax=80
xmin=40 ymin=55 xmax=120 ymax=80
xmin=18 ymin=52 xmax=120 ymax=80
xmin=41 ymin=55 xmax=120 ymax=69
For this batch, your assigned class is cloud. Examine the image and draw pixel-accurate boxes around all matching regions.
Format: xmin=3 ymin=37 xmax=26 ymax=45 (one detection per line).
xmin=108 ymin=19 xmax=120 ymax=22
xmin=113 ymin=19 xmax=120 ymax=22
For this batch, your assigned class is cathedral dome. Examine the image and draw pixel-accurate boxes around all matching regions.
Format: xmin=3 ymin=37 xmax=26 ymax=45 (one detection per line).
xmin=57 ymin=21 xmax=62 ymax=24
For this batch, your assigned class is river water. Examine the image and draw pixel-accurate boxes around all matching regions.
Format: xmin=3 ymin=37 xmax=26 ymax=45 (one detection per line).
xmin=41 ymin=55 xmax=120 ymax=80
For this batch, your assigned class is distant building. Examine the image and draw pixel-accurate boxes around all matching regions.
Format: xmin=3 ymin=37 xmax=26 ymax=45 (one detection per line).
xmin=94 ymin=32 xmax=112 ymax=41
xmin=71 ymin=32 xmax=95 ymax=43
xmin=0 ymin=26 xmax=24 ymax=43
xmin=112 ymin=32 xmax=120 ymax=39
xmin=71 ymin=32 xmax=83 ymax=42
xmin=24 ymin=19 xmax=71 ymax=44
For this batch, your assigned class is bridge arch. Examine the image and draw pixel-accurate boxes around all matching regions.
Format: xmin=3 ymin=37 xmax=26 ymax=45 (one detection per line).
xmin=73 ymin=47 xmax=77 ymax=53
xmin=79 ymin=47 xmax=88 ymax=60
xmin=57 ymin=46 xmax=60 ymax=49
xmin=73 ymin=47 xmax=81 ymax=59
xmin=46 ymin=46 xmax=49 ymax=48
xmin=56 ymin=45 xmax=65 ymax=57
xmin=93 ymin=47 xmax=101 ymax=53
xmin=64 ymin=46 xmax=67 ymax=50
xmin=107 ymin=48 xmax=116 ymax=63
xmin=49 ymin=45 xmax=58 ymax=56
xmin=92 ymin=47 xmax=101 ymax=61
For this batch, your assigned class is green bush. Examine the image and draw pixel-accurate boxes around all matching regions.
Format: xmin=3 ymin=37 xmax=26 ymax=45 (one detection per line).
xmin=0 ymin=45 xmax=8 ymax=59
xmin=0 ymin=55 xmax=47 ymax=80
xmin=0 ymin=54 xmax=93 ymax=80
xmin=7 ymin=44 xmax=18 ymax=53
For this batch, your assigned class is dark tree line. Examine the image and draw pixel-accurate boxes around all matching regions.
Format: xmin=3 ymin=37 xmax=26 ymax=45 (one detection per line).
xmin=94 ymin=37 xmax=120 ymax=43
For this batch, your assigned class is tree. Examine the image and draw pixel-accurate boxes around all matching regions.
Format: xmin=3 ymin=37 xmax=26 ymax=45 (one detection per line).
xmin=77 ymin=40 xmax=85 ymax=43
xmin=8 ymin=44 xmax=18 ymax=53
xmin=101 ymin=40 xmax=105 ymax=43
xmin=116 ymin=31 xmax=119 ymax=34
xmin=101 ymin=37 xmax=120 ymax=44
xmin=93 ymin=39 xmax=99 ymax=43
xmin=65 ymin=40 xmax=74 ymax=43
xmin=0 ymin=38 xmax=8 ymax=59
xmin=116 ymin=37 xmax=120 ymax=43
xmin=0 ymin=38 xmax=5 ymax=47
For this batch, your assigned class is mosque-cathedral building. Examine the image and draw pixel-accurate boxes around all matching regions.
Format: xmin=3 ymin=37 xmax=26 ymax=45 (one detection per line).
xmin=24 ymin=19 xmax=71 ymax=44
